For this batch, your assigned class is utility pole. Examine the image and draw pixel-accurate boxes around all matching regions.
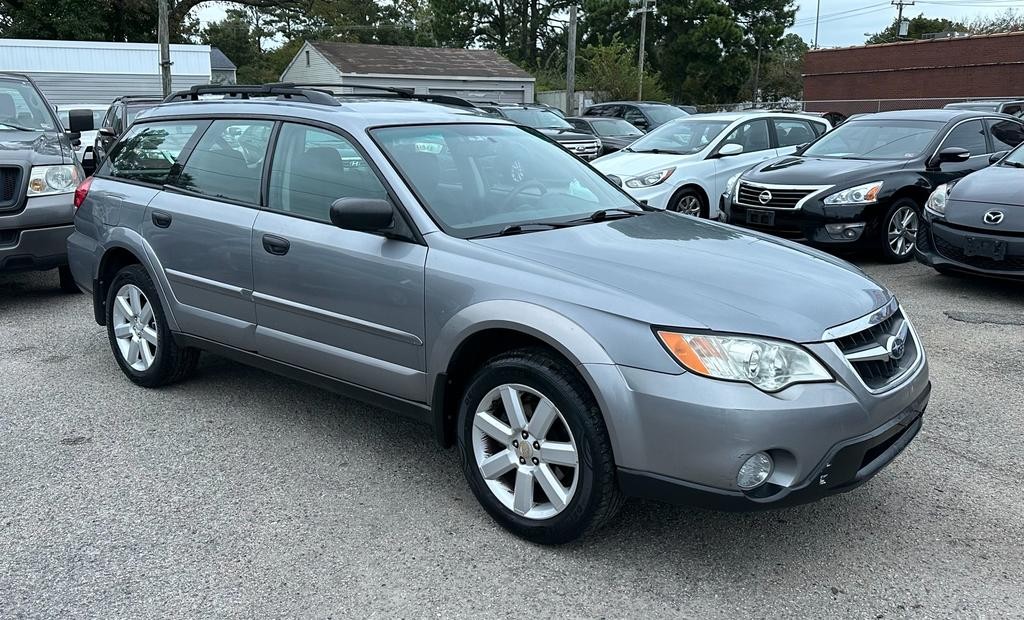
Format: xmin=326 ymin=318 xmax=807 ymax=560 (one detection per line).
xmin=158 ymin=0 xmax=172 ymax=97
xmin=893 ymin=0 xmax=915 ymax=38
xmin=566 ymin=4 xmax=577 ymax=116
xmin=632 ymin=0 xmax=655 ymax=100
xmin=813 ymin=0 xmax=821 ymax=49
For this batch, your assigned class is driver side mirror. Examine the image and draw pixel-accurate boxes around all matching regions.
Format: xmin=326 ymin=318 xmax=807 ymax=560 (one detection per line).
xmin=330 ymin=197 xmax=395 ymax=233
xmin=989 ymin=150 xmax=1008 ymax=164
xmin=716 ymin=143 xmax=744 ymax=158
xmin=67 ymin=109 xmax=95 ymax=132
xmin=98 ymin=127 xmax=117 ymax=138
xmin=930 ymin=147 xmax=970 ymax=168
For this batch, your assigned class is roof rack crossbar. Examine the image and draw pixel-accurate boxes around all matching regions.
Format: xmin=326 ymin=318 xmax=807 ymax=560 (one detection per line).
xmin=268 ymin=82 xmax=478 ymax=109
xmin=163 ymin=84 xmax=341 ymax=106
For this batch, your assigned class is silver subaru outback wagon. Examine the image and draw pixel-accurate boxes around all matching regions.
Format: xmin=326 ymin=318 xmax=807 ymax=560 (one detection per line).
xmin=67 ymin=84 xmax=930 ymax=544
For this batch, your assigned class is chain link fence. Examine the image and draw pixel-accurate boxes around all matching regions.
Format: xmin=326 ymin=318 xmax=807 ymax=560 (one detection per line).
xmin=693 ymin=97 xmax=1024 ymax=123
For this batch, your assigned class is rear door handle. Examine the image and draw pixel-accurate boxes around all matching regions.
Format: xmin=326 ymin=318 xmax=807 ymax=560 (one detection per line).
xmin=262 ymin=234 xmax=290 ymax=256
xmin=151 ymin=211 xmax=172 ymax=228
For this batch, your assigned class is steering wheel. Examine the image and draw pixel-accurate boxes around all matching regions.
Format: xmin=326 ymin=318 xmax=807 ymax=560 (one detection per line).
xmin=499 ymin=180 xmax=547 ymax=212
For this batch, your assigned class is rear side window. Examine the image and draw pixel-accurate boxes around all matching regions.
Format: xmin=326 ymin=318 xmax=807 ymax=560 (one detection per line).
xmin=772 ymin=119 xmax=817 ymax=147
xmin=267 ymin=123 xmax=387 ymax=222
xmin=940 ymin=120 xmax=987 ymax=156
xmin=105 ymin=121 xmax=201 ymax=185
xmin=988 ymin=119 xmax=1024 ymax=151
xmin=173 ymin=120 xmax=273 ymax=204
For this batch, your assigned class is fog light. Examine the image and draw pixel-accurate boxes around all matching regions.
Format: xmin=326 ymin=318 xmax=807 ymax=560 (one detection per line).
xmin=825 ymin=222 xmax=865 ymax=241
xmin=736 ymin=452 xmax=774 ymax=490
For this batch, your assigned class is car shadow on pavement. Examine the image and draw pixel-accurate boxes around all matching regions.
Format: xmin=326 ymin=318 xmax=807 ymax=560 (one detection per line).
xmin=0 ymin=272 xmax=67 ymax=308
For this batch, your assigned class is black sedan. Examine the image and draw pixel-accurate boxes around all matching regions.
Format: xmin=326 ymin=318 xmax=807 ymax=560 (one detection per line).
xmin=565 ymin=116 xmax=644 ymax=155
xmin=917 ymin=144 xmax=1024 ymax=279
xmin=721 ymin=109 xmax=1024 ymax=262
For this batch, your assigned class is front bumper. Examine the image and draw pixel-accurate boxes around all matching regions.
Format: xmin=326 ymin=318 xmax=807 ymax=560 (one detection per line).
xmin=916 ymin=212 xmax=1024 ymax=279
xmin=0 ymin=193 xmax=76 ymax=273
xmin=722 ymin=192 xmax=888 ymax=247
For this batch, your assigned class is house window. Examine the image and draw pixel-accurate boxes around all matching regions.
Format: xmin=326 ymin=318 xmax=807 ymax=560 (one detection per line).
xmin=305 ymin=50 xmax=310 ymax=66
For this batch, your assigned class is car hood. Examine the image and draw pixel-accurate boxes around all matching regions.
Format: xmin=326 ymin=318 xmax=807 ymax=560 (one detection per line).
xmin=0 ymin=130 xmax=68 ymax=163
xmin=474 ymin=212 xmax=890 ymax=343
xmin=949 ymin=166 xmax=1024 ymax=206
xmin=743 ymin=156 xmax=910 ymax=186
xmin=599 ymin=135 xmax=641 ymax=150
xmin=536 ymin=128 xmax=598 ymax=143
xmin=592 ymin=151 xmax=699 ymax=177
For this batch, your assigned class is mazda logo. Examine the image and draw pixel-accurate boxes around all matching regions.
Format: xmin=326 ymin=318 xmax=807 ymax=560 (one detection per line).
xmin=758 ymin=190 xmax=772 ymax=205
xmin=983 ymin=210 xmax=1005 ymax=225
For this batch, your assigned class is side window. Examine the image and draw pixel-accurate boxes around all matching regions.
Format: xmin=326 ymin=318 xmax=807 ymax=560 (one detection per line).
xmin=722 ymin=119 xmax=771 ymax=152
xmin=772 ymin=119 xmax=817 ymax=148
xmin=173 ymin=119 xmax=273 ymax=204
xmin=810 ymin=120 xmax=828 ymax=137
xmin=111 ymin=105 xmax=124 ymax=133
xmin=100 ymin=106 xmax=115 ymax=129
xmin=987 ymin=119 xmax=1024 ymax=152
xmin=567 ymin=119 xmax=590 ymax=133
xmin=622 ymin=106 xmax=645 ymax=124
xmin=1000 ymin=104 xmax=1023 ymax=118
xmin=268 ymin=123 xmax=387 ymax=222
xmin=940 ymin=120 xmax=987 ymax=155
xmin=105 ymin=121 xmax=202 ymax=185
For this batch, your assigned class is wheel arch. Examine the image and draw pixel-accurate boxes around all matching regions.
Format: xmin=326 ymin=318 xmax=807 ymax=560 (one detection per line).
xmin=94 ymin=228 xmax=176 ymax=330
xmin=668 ymin=182 xmax=711 ymax=217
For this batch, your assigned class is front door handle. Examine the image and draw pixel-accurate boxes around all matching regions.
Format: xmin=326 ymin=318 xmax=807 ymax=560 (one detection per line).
xmin=151 ymin=211 xmax=172 ymax=228
xmin=262 ymin=234 xmax=290 ymax=256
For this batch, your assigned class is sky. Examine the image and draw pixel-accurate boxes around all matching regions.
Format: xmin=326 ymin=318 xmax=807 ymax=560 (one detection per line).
xmin=197 ymin=1 xmax=1021 ymax=49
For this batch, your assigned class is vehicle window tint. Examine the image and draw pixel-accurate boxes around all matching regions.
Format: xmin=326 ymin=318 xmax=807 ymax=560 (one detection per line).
xmin=268 ymin=123 xmax=387 ymax=222
xmin=105 ymin=121 xmax=201 ymax=185
xmin=567 ymin=119 xmax=590 ymax=133
xmin=722 ymin=119 xmax=771 ymax=152
xmin=622 ymin=107 xmax=646 ymax=125
xmin=111 ymin=106 xmax=124 ymax=133
xmin=773 ymin=119 xmax=816 ymax=147
xmin=810 ymin=121 xmax=828 ymax=137
xmin=173 ymin=120 xmax=272 ymax=204
xmin=101 ymin=106 xmax=115 ymax=129
xmin=1000 ymin=104 xmax=1023 ymax=118
xmin=987 ymin=119 xmax=1024 ymax=152
xmin=940 ymin=120 xmax=987 ymax=156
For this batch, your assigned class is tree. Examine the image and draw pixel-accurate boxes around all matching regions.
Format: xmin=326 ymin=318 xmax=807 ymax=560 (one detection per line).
xmin=966 ymin=9 xmax=1024 ymax=34
xmin=752 ymin=32 xmax=807 ymax=101
xmin=866 ymin=14 xmax=967 ymax=44
xmin=0 ymin=0 xmax=158 ymax=42
xmin=577 ymin=37 xmax=664 ymax=101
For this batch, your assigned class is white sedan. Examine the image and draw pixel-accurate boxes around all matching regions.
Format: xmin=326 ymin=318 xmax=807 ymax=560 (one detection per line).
xmin=592 ymin=112 xmax=831 ymax=218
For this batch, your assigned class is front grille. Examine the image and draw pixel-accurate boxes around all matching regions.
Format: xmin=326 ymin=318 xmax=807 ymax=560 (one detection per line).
xmin=0 ymin=167 xmax=21 ymax=210
xmin=562 ymin=140 xmax=601 ymax=159
xmin=833 ymin=306 xmax=919 ymax=391
xmin=932 ymin=232 xmax=1024 ymax=272
xmin=736 ymin=182 xmax=816 ymax=209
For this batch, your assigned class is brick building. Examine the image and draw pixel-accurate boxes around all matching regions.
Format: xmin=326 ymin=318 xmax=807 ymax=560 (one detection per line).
xmin=803 ymin=31 xmax=1024 ymax=117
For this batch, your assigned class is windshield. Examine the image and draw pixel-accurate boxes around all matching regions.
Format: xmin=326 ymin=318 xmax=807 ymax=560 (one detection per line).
xmin=591 ymin=119 xmax=643 ymax=137
xmin=373 ymin=124 xmax=637 ymax=238
xmin=503 ymin=108 xmax=573 ymax=130
xmin=0 ymin=79 xmax=56 ymax=131
xmin=628 ymin=118 xmax=730 ymax=154
xmin=57 ymin=109 xmax=105 ymax=131
xmin=643 ymin=105 xmax=687 ymax=124
xmin=802 ymin=119 xmax=943 ymax=160
xmin=1001 ymin=142 xmax=1024 ymax=167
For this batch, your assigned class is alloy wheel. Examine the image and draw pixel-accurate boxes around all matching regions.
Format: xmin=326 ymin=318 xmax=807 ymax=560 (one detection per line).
xmin=888 ymin=206 xmax=919 ymax=257
xmin=674 ymin=195 xmax=702 ymax=217
xmin=471 ymin=383 xmax=580 ymax=520
xmin=111 ymin=284 xmax=158 ymax=371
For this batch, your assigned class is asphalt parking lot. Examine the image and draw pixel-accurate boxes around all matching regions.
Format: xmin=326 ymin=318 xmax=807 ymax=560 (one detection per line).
xmin=2 ymin=260 xmax=1022 ymax=618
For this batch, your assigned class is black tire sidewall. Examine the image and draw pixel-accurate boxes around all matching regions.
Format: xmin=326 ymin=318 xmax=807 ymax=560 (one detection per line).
xmin=879 ymin=198 xmax=920 ymax=263
xmin=457 ymin=352 xmax=608 ymax=544
xmin=105 ymin=265 xmax=177 ymax=387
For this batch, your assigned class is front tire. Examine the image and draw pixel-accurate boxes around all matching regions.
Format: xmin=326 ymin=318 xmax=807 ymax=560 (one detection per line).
xmin=879 ymin=199 xmax=920 ymax=263
xmin=105 ymin=264 xmax=199 ymax=388
xmin=668 ymin=188 xmax=707 ymax=218
xmin=457 ymin=348 xmax=623 ymax=544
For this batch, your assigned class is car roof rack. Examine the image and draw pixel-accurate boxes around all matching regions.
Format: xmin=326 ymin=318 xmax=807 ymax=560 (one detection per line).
xmin=268 ymin=82 xmax=479 ymax=109
xmin=164 ymin=84 xmax=342 ymax=106
xmin=115 ymin=95 xmax=165 ymax=102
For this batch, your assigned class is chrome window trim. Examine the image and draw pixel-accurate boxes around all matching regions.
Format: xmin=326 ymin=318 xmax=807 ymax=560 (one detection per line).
xmin=931 ymin=115 xmax=1024 ymax=161
xmin=734 ymin=180 xmax=834 ymax=210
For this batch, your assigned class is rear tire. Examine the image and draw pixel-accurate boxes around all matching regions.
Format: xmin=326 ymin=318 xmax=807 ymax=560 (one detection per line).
xmin=457 ymin=348 xmax=623 ymax=544
xmin=105 ymin=264 xmax=199 ymax=388
xmin=58 ymin=265 xmax=80 ymax=294
xmin=878 ymin=199 xmax=921 ymax=263
xmin=668 ymin=188 xmax=707 ymax=218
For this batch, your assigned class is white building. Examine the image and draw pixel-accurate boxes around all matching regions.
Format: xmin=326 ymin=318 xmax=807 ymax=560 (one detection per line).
xmin=0 ymin=39 xmax=214 ymax=106
xmin=280 ymin=41 xmax=535 ymax=104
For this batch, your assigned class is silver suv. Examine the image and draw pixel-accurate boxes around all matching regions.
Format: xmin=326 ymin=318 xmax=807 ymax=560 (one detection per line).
xmin=67 ymin=84 xmax=931 ymax=544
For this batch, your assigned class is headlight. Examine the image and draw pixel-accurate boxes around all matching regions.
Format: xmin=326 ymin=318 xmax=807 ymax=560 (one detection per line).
xmin=656 ymin=330 xmax=832 ymax=392
xmin=28 ymin=165 xmax=81 ymax=196
xmin=724 ymin=172 xmax=742 ymax=197
xmin=823 ymin=181 xmax=883 ymax=205
xmin=925 ymin=182 xmax=953 ymax=216
xmin=625 ymin=167 xmax=675 ymax=188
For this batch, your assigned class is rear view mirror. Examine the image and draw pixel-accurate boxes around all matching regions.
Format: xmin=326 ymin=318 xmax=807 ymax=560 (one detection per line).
xmin=717 ymin=143 xmax=744 ymax=157
xmin=67 ymin=109 xmax=95 ymax=132
xmin=932 ymin=147 xmax=970 ymax=167
xmin=989 ymin=150 xmax=1008 ymax=164
xmin=330 ymin=197 xmax=395 ymax=232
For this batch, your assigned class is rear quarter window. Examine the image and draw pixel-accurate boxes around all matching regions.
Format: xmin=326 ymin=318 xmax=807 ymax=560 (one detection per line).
xmin=103 ymin=121 xmax=203 ymax=185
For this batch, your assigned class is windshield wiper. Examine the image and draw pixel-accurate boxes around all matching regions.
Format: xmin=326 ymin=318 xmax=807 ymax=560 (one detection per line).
xmin=628 ymin=148 xmax=687 ymax=155
xmin=481 ymin=221 xmax=579 ymax=237
xmin=573 ymin=208 xmax=649 ymax=223
xmin=0 ymin=122 xmax=37 ymax=131
xmin=1000 ymin=160 xmax=1024 ymax=168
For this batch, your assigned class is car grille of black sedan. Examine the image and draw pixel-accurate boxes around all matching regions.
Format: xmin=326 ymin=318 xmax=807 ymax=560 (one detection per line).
xmin=736 ymin=182 xmax=817 ymax=209
xmin=932 ymin=232 xmax=1024 ymax=272
xmin=0 ymin=166 xmax=21 ymax=210
xmin=834 ymin=307 xmax=919 ymax=391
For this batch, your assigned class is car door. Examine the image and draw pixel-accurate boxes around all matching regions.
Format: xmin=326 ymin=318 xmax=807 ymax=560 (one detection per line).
xmin=709 ymin=118 xmax=778 ymax=198
xmin=251 ymin=122 xmax=428 ymax=402
xmin=143 ymin=118 xmax=274 ymax=351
